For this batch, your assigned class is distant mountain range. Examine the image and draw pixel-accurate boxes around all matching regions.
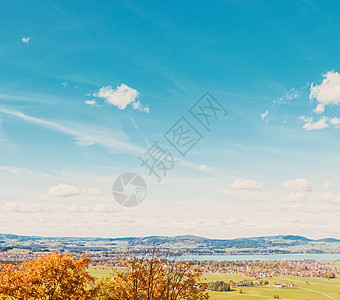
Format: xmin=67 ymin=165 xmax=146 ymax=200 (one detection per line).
xmin=1 ymin=233 xmax=340 ymax=255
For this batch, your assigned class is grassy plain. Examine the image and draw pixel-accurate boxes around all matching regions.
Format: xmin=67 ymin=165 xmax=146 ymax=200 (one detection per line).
xmin=205 ymin=273 xmax=340 ymax=299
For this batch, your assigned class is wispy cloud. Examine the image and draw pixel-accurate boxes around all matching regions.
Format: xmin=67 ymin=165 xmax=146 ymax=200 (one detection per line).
xmin=260 ymin=110 xmax=268 ymax=120
xmin=0 ymin=107 xmax=144 ymax=154
xmin=132 ymin=100 xmax=149 ymax=113
xmin=273 ymin=88 xmax=299 ymax=104
xmin=0 ymin=165 xmax=22 ymax=174
xmin=0 ymin=165 xmax=52 ymax=178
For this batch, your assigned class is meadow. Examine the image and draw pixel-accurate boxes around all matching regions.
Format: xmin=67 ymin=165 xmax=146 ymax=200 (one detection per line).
xmin=205 ymin=274 xmax=340 ymax=300
xmin=89 ymin=266 xmax=340 ymax=300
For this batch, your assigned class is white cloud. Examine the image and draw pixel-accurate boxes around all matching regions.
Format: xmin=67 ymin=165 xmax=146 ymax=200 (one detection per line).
xmin=22 ymin=37 xmax=30 ymax=44
xmin=94 ymin=84 xmax=148 ymax=112
xmin=132 ymin=100 xmax=149 ymax=113
xmin=82 ymin=187 xmax=100 ymax=196
xmin=300 ymin=115 xmax=340 ymax=130
xmin=48 ymin=184 xmax=80 ymax=198
xmin=302 ymin=116 xmax=328 ymax=131
xmin=230 ymin=178 xmax=263 ymax=191
xmin=321 ymin=192 xmax=340 ymax=204
xmin=198 ymin=164 xmax=215 ymax=173
xmin=1 ymin=202 xmax=21 ymax=212
xmin=282 ymin=178 xmax=312 ymax=192
xmin=85 ymin=100 xmax=96 ymax=105
xmin=92 ymin=204 xmax=112 ymax=213
xmin=284 ymin=192 xmax=306 ymax=202
xmin=313 ymin=103 xmax=325 ymax=114
xmin=310 ymin=71 xmax=340 ymax=111
xmin=62 ymin=82 xmax=68 ymax=88
xmin=261 ymin=110 xmax=268 ymax=120
xmin=330 ymin=117 xmax=340 ymax=126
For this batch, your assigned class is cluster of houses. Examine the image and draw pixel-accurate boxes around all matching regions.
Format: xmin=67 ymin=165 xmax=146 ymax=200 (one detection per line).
xmin=0 ymin=251 xmax=40 ymax=263
xmin=1 ymin=250 xmax=339 ymax=282
xmin=272 ymin=282 xmax=294 ymax=288
xmin=196 ymin=259 xmax=339 ymax=278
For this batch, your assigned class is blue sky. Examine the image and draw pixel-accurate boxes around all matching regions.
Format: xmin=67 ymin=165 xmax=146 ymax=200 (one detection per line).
xmin=1 ymin=0 xmax=340 ymax=238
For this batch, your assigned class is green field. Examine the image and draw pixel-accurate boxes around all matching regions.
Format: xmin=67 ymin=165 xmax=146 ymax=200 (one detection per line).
xmin=88 ymin=266 xmax=121 ymax=278
xmin=89 ymin=267 xmax=340 ymax=299
xmin=204 ymin=273 xmax=340 ymax=299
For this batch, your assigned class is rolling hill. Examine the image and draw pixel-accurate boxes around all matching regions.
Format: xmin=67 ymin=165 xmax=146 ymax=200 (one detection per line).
xmin=1 ymin=233 xmax=340 ymax=255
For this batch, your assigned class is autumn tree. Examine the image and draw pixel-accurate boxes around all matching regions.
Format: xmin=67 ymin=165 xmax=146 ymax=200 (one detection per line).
xmin=208 ymin=281 xmax=230 ymax=292
xmin=0 ymin=252 xmax=95 ymax=300
xmin=97 ymin=252 xmax=209 ymax=300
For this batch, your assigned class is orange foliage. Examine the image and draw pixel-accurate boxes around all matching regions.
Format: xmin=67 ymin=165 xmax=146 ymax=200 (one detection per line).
xmin=97 ymin=254 xmax=209 ymax=300
xmin=0 ymin=252 xmax=94 ymax=300
xmin=0 ymin=252 xmax=209 ymax=300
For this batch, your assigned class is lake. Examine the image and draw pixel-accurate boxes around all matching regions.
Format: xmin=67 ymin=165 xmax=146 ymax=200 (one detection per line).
xmin=180 ymin=253 xmax=340 ymax=261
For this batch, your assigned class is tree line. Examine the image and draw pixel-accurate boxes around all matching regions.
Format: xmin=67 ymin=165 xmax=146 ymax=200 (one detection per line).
xmin=0 ymin=252 xmax=209 ymax=300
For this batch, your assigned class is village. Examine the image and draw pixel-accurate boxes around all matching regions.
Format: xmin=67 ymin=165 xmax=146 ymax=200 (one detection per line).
xmin=195 ymin=259 xmax=339 ymax=278
xmin=1 ymin=249 xmax=339 ymax=281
